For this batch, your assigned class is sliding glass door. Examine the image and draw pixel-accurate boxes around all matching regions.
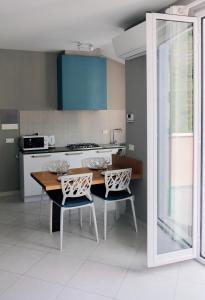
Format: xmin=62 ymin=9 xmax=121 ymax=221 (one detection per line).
xmin=201 ymin=17 xmax=205 ymax=260
xmin=147 ymin=13 xmax=200 ymax=267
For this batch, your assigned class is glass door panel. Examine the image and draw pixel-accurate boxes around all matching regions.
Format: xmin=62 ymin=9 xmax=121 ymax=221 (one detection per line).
xmin=157 ymin=20 xmax=194 ymax=255
xmin=147 ymin=13 xmax=200 ymax=267
xmin=201 ymin=18 xmax=205 ymax=259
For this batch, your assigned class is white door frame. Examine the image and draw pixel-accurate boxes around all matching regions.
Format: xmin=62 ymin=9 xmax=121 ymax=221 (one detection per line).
xmin=147 ymin=12 xmax=201 ymax=267
xmin=198 ymin=17 xmax=205 ymax=264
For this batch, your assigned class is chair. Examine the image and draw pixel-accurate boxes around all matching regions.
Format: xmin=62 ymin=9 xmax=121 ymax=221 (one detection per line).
xmin=81 ymin=156 xmax=110 ymax=225
xmin=91 ymin=168 xmax=137 ymax=240
xmin=48 ymin=173 xmax=99 ymax=250
xmin=40 ymin=160 xmax=70 ymax=218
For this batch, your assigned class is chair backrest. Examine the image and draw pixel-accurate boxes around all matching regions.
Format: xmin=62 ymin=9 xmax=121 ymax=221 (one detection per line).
xmin=60 ymin=173 xmax=93 ymax=205
xmin=104 ymin=168 xmax=132 ymax=198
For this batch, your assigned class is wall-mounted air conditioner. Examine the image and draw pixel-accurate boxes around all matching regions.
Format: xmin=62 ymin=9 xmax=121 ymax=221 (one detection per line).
xmin=112 ymin=21 xmax=146 ymax=60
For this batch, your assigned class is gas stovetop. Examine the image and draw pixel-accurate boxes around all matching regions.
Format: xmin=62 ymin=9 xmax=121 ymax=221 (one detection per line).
xmin=66 ymin=143 xmax=102 ymax=151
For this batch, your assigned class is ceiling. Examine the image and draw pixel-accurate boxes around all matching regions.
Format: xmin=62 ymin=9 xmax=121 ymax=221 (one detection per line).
xmin=0 ymin=0 xmax=177 ymax=52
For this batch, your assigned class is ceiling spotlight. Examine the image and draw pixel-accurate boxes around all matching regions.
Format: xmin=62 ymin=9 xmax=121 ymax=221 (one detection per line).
xmin=71 ymin=41 xmax=94 ymax=52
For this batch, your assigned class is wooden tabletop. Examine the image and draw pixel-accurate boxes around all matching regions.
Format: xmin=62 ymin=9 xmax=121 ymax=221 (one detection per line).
xmin=31 ymin=167 xmax=142 ymax=191
xmin=31 ymin=155 xmax=143 ymax=191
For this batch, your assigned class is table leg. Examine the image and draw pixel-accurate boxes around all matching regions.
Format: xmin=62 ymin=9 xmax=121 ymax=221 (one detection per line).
xmin=52 ymin=202 xmax=61 ymax=232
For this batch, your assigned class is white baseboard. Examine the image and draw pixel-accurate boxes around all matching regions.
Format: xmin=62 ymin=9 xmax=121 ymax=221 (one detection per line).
xmin=0 ymin=190 xmax=20 ymax=197
xmin=24 ymin=194 xmax=49 ymax=203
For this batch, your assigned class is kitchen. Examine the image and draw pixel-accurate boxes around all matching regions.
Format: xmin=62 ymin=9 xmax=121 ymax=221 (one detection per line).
xmin=0 ymin=31 xmax=146 ymax=300
xmin=0 ymin=0 xmax=205 ymax=299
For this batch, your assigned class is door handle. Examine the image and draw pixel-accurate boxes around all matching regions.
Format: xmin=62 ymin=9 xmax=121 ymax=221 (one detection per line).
xmin=96 ymin=150 xmax=112 ymax=153
xmin=64 ymin=152 xmax=83 ymax=155
xmin=31 ymin=154 xmax=52 ymax=158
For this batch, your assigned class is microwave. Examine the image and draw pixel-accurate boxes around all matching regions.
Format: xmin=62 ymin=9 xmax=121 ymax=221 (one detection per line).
xmin=20 ymin=135 xmax=49 ymax=151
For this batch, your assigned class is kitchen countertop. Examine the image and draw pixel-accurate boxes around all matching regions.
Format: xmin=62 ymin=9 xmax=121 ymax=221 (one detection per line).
xmin=20 ymin=144 xmax=126 ymax=155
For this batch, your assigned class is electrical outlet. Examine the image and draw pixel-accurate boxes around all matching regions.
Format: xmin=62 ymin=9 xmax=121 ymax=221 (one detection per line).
xmin=128 ymin=144 xmax=134 ymax=151
xmin=6 ymin=138 xmax=14 ymax=144
xmin=102 ymin=129 xmax=108 ymax=135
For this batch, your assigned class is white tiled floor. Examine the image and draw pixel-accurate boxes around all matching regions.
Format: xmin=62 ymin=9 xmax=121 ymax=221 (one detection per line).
xmin=0 ymin=195 xmax=204 ymax=299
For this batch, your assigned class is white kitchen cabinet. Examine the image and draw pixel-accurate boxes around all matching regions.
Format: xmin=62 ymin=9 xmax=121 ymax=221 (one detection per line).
xmin=20 ymin=147 xmax=124 ymax=202
xmin=20 ymin=152 xmax=60 ymax=200
xmin=87 ymin=148 xmax=120 ymax=164
xmin=61 ymin=151 xmax=86 ymax=168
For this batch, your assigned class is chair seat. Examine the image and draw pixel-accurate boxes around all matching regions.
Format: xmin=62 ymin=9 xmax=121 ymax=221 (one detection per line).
xmin=91 ymin=185 xmax=132 ymax=201
xmin=47 ymin=190 xmax=93 ymax=208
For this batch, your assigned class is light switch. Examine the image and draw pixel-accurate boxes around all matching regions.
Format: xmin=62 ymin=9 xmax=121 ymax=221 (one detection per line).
xmin=127 ymin=113 xmax=134 ymax=123
xmin=102 ymin=129 xmax=108 ymax=135
xmin=128 ymin=144 xmax=134 ymax=151
xmin=2 ymin=124 xmax=18 ymax=130
xmin=6 ymin=138 xmax=14 ymax=144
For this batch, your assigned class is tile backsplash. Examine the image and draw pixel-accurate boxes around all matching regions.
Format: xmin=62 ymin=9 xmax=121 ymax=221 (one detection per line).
xmin=20 ymin=110 xmax=126 ymax=146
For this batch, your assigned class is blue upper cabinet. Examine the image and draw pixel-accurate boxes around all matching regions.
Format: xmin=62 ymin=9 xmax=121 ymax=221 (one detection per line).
xmin=57 ymin=55 xmax=107 ymax=110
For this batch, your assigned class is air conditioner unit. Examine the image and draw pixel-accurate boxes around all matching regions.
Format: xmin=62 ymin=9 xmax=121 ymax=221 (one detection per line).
xmin=112 ymin=21 xmax=146 ymax=60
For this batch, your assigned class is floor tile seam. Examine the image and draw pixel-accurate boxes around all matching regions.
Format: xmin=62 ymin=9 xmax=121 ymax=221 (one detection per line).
xmin=118 ymin=266 xmax=180 ymax=281
xmin=9 ymin=243 xmax=49 ymax=254
xmin=0 ymin=224 xmax=37 ymax=240
xmin=52 ymin=285 xmax=68 ymax=300
xmin=87 ymin=255 xmax=134 ymax=269
xmin=0 ymin=245 xmax=17 ymax=257
xmin=0 ymin=265 xmax=24 ymax=276
xmin=44 ymin=248 xmax=92 ymax=262
xmin=22 ymin=250 xmax=88 ymax=286
xmin=92 ymin=240 xmax=138 ymax=251
xmin=22 ymin=273 xmax=65 ymax=288
xmin=9 ymin=222 xmax=42 ymax=230
xmin=22 ymin=250 xmax=49 ymax=275
xmin=0 ymin=260 xmax=42 ymax=277
xmin=0 ymin=272 xmax=24 ymax=297
xmin=53 ymin=284 xmax=68 ymax=300
xmin=66 ymin=282 xmax=117 ymax=299
xmin=64 ymin=257 xmax=89 ymax=286
xmin=12 ymin=228 xmax=45 ymax=244
xmin=87 ymin=257 xmax=129 ymax=270
xmin=0 ymin=267 xmax=23 ymax=277
xmin=47 ymin=249 xmax=95 ymax=260
xmin=54 ymin=285 xmax=114 ymax=300
xmin=14 ymin=242 xmax=51 ymax=253
xmin=112 ymin=265 xmax=129 ymax=300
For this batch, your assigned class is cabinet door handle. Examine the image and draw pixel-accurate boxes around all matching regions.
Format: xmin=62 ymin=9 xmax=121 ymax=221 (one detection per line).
xmin=31 ymin=154 xmax=52 ymax=158
xmin=96 ymin=150 xmax=112 ymax=153
xmin=64 ymin=152 xmax=83 ymax=156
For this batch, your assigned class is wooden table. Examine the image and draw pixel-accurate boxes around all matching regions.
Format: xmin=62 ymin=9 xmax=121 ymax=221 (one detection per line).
xmin=31 ymin=155 xmax=143 ymax=231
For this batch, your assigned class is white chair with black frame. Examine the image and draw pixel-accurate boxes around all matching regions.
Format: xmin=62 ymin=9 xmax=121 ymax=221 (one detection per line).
xmin=81 ymin=157 xmax=111 ymax=225
xmin=47 ymin=172 xmax=99 ymax=251
xmin=40 ymin=160 xmax=70 ymax=219
xmin=91 ymin=168 xmax=137 ymax=240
